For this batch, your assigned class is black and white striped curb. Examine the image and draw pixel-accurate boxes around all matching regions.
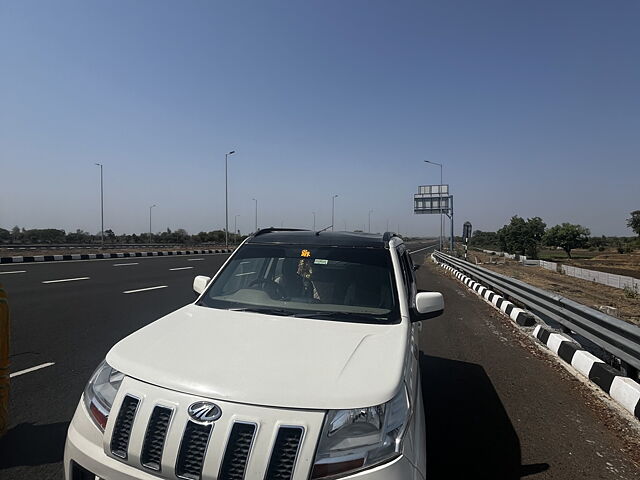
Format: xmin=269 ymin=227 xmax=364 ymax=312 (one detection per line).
xmin=431 ymin=254 xmax=535 ymax=326
xmin=533 ymin=325 xmax=640 ymax=420
xmin=0 ymin=249 xmax=234 ymax=264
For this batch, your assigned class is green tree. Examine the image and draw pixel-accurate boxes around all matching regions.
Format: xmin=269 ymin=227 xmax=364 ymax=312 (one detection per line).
xmin=627 ymin=210 xmax=640 ymax=236
xmin=0 ymin=228 xmax=10 ymax=242
xmin=497 ymin=216 xmax=546 ymax=258
xmin=543 ymin=223 xmax=590 ymax=258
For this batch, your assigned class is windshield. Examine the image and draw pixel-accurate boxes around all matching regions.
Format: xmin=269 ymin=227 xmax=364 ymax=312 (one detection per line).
xmin=197 ymin=244 xmax=399 ymax=324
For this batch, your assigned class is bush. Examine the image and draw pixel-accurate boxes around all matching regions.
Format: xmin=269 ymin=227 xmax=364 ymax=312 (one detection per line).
xmin=617 ymin=246 xmax=625 ymax=254
xmin=598 ymin=246 xmax=605 ymax=252
xmin=623 ymin=285 xmax=639 ymax=299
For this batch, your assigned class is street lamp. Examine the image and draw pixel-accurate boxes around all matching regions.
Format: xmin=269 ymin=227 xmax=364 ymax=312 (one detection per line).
xmin=252 ymin=198 xmax=258 ymax=231
xmin=368 ymin=209 xmax=373 ymax=233
xmin=225 ymin=150 xmax=236 ymax=247
xmin=94 ymin=163 xmax=104 ymax=247
xmin=312 ymin=211 xmax=316 ymax=231
xmin=424 ymin=160 xmax=443 ymax=251
xmin=331 ymin=195 xmax=338 ymax=231
xmin=149 ymin=204 xmax=156 ymax=242
xmin=234 ymin=214 xmax=240 ymax=244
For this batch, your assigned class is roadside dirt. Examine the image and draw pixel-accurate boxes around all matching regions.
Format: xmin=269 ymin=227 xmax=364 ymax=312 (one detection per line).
xmin=470 ymin=251 xmax=640 ymax=326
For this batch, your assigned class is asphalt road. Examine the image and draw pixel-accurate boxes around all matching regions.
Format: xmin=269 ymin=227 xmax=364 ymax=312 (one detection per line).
xmin=0 ymin=245 xmax=638 ymax=479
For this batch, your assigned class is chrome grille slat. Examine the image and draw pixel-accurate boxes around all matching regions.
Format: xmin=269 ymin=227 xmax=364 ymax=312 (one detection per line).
xmin=110 ymin=395 xmax=139 ymax=459
xmin=175 ymin=421 xmax=213 ymax=480
xmin=140 ymin=405 xmax=173 ymax=471
xmin=219 ymin=422 xmax=257 ymax=480
xmin=265 ymin=426 xmax=304 ymax=480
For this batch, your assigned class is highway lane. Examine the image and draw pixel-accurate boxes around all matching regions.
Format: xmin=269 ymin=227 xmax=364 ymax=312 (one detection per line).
xmin=0 ymin=253 xmax=230 ymax=480
xmin=410 ymin=250 xmax=640 ymax=480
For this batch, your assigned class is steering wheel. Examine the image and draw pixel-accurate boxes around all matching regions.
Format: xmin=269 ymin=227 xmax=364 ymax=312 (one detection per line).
xmin=248 ymin=278 xmax=287 ymax=300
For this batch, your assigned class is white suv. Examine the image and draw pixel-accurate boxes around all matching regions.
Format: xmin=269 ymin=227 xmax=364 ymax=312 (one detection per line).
xmin=65 ymin=229 xmax=444 ymax=480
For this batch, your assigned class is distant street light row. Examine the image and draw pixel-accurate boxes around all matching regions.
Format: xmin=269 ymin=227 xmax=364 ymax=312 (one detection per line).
xmin=93 ymin=157 xmax=397 ymax=247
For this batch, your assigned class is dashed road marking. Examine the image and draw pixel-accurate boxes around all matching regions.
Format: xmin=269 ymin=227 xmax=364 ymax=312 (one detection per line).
xmin=113 ymin=263 xmax=139 ymax=267
xmin=0 ymin=270 xmax=26 ymax=275
xmin=42 ymin=277 xmax=90 ymax=284
xmin=187 ymin=258 xmax=205 ymax=261
xmin=10 ymin=362 xmax=55 ymax=378
xmin=169 ymin=266 xmax=194 ymax=271
xmin=123 ymin=285 xmax=168 ymax=294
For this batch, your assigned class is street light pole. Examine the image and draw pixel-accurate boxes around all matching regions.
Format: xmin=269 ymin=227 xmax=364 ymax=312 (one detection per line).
xmin=331 ymin=195 xmax=338 ymax=231
xmin=234 ymin=214 xmax=240 ymax=244
xmin=95 ymin=163 xmax=104 ymax=247
xmin=368 ymin=209 xmax=373 ymax=233
xmin=225 ymin=150 xmax=236 ymax=247
xmin=425 ymin=160 xmax=443 ymax=251
xmin=252 ymin=198 xmax=258 ymax=231
xmin=312 ymin=211 xmax=316 ymax=231
xmin=149 ymin=204 xmax=156 ymax=242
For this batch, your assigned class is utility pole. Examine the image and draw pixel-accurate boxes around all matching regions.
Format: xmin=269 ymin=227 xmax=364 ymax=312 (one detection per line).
xmin=331 ymin=195 xmax=338 ymax=231
xmin=149 ymin=204 xmax=156 ymax=242
xmin=368 ymin=209 xmax=373 ymax=233
xmin=224 ymin=150 xmax=236 ymax=247
xmin=252 ymin=198 xmax=258 ymax=231
xmin=95 ymin=163 xmax=104 ymax=247
xmin=234 ymin=214 xmax=240 ymax=244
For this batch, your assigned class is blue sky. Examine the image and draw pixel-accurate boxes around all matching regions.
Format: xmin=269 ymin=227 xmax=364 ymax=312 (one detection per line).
xmin=1 ymin=0 xmax=638 ymax=237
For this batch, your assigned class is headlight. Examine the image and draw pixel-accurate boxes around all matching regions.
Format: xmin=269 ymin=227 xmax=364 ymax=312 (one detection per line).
xmin=83 ymin=360 xmax=125 ymax=431
xmin=311 ymin=385 xmax=411 ymax=479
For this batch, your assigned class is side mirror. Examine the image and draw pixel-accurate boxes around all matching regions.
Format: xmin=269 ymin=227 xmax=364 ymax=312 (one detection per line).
xmin=193 ymin=275 xmax=211 ymax=295
xmin=414 ymin=291 xmax=444 ymax=320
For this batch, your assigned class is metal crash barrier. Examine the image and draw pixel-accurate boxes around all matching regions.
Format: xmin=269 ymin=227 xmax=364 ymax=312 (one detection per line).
xmin=0 ymin=285 xmax=8 ymax=437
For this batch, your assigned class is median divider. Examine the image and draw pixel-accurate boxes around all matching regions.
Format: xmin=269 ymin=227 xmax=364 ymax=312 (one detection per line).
xmin=431 ymin=252 xmax=640 ymax=421
xmin=0 ymin=248 xmax=234 ymax=264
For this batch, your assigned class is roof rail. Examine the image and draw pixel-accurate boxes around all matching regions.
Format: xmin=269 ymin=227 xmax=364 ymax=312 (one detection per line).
xmin=252 ymin=227 xmax=309 ymax=238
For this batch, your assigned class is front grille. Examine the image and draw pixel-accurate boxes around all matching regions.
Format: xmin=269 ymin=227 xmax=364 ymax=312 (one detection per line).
xmin=110 ymin=395 xmax=139 ymax=459
xmin=265 ymin=426 xmax=304 ymax=480
xmin=175 ymin=421 xmax=212 ymax=480
xmin=141 ymin=406 xmax=173 ymax=471
xmin=218 ymin=422 xmax=256 ymax=480
xmin=107 ymin=385 xmax=315 ymax=480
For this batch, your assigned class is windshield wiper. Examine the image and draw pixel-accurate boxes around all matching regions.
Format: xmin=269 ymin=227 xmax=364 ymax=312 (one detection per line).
xmin=229 ymin=307 xmax=297 ymax=317
xmin=294 ymin=311 xmax=385 ymax=322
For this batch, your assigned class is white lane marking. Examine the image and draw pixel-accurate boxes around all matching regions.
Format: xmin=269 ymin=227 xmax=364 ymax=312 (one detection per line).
xmin=187 ymin=258 xmax=205 ymax=261
xmin=410 ymin=244 xmax=438 ymax=255
xmin=169 ymin=266 xmax=194 ymax=271
xmin=113 ymin=262 xmax=139 ymax=267
xmin=0 ymin=270 xmax=26 ymax=275
xmin=10 ymin=362 xmax=55 ymax=378
xmin=123 ymin=285 xmax=168 ymax=294
xmin=42 ymin=277 xmax=90 ymax=284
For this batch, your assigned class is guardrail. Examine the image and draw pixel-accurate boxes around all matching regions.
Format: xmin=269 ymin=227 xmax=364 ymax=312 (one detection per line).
xmin=433 ymin=251 xmax=640 ymax=376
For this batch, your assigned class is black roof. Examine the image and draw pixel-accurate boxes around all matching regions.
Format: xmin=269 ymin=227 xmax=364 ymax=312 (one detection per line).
xmin=246 ymin=228 xmax=399 ymax=248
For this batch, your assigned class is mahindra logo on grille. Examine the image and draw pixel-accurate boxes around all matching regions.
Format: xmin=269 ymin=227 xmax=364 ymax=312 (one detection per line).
xmin=188 ymin=401 xmax=222 ymax=423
